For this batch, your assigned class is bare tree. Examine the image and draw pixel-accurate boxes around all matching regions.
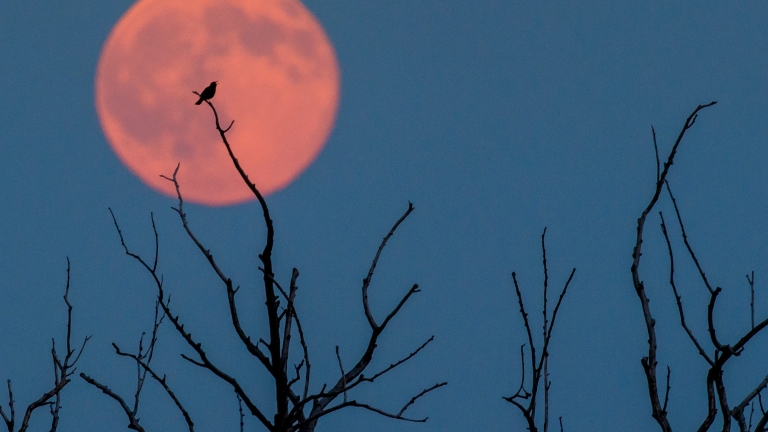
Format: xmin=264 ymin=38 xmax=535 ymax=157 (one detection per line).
xmin=505 ymin=228 xmax=576 ymax=432
xmin=631 ymin=101 xmax=768 ymax=431
xmin=80 ymin=93 xmax=445 ymax=431
xmin=1 ymin=258 xmax=89 ymax=432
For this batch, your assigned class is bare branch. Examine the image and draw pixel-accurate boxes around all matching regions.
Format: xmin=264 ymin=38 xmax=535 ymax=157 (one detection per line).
xmin=293 ymin=326 xmax=437 ymax=420
xmin=6 ymin=259 xmax=91 ymax=432
xmin=335 ymin=347 xmax=348 ymax=403
xmin=261 ymin=267 xmax=312 ymax=402
xmin=659 ymin=212 xmax=713 ymax=365
xmin=713 ymin=369 xmax=730 ymax=431
xmin=631 ymin=101 xmax=716 ymax=432
xmin=281 ymin=269 xmax=300 ymax=371
xmin=698 ymin=371 xmax=717 ymax=432
xmin=503 ymin=395 xmax=536 ymax=432
xmin=362 ymin=202 xmax=415 ymax=330
xmin=733 ymin=373 xmax=768 ymax=431
xmin=396 ymin=382 xmax=447 ymax=417
xmin=358 ymin=336 xmax=435 ymax=386
xmin=512 ymin=344 xmax=530 ymax=399
xmin=296 ymin=382 xmax=446 ymax=428
xmin=378 ymin=284 xmax=421 ymax=332
xmin=108 ymin=205 xmax=274 ymax=431
xmin=158 ymin=168 xmax=273 ymax=372
xmin=665 ymin=181 xmax=714 ymax=295
xmin=662 ymin=366 xmax=671 ymax=415
xmin=79 ymin=373 xmax=144 ymax=432
xmin=747 ymin=272 xmax=755 ymax=330
xmin=161 ymin=302 xmax=274 ymax=431
xmin=196 ymin=102 xmax=283 ymax=406
xmin=512 ymin=272 xmax=537 ymax=399
xmin=543 ymin=269 xmax=576 ymax=356
xmin=0 ymin=380 xmax=13 ymax=432
xmin=113 ymin=344 xmax=195 ymax=432
xmin=237 ymin=393 xmax=244 ymax=432
xmin=541 ymin=228 xmax=550 ymax=432
xmin=652 ymin=126 xmax=660 ymax=183
xmin=507 ymin=232 xmax=576 ymax=432
xmin=756 ymin=403 xmax=768 ymax=432
xmin=302 ymin=205 xmax=426 ymax=417
xmin=96 ymin=96 xmax=441 ymax=432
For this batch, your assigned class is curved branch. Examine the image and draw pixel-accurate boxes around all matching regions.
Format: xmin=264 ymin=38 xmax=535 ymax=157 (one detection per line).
xmin=295 ymin=382 xmax=446 ymax=428
xmin=113 ymin=344 xmax=195 ymax=432
xmin=631 ymin=102 xmax=716 ymax=432
xmin=159 ymin=167 xmax=273 ymax=371
xmin=80 ymin=373 xmax=144 ymax=432
xmin=664 ymin=181 xmax=715 ymax=294
xmin=362 ymin=202 xmax=414 ymax=329
xmin=658 ymin=212 xmax=713 ymax=365
xmin=108 ymin=205 xmax=274 ymax=431
xmin=706 ymin=288 xmax=729 ymax=353
xmin=512 ymin=272 xmax=537 ymax=400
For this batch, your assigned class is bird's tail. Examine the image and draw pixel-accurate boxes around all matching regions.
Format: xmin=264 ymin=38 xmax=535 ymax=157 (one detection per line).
xmin=195 ymin=98 xmax=204 ymax=105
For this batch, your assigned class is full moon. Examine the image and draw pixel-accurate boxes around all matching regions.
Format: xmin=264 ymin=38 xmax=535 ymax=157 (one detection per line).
xmin=95 ymin=0 xmax=340 ymax=206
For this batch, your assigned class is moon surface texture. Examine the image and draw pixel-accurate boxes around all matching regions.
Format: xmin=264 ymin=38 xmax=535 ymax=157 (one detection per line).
xmin=96 ymin=0 xmax=340 ymax=206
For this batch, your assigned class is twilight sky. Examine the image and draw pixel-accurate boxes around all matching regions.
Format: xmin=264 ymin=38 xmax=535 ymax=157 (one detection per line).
xmin=2 ymin=1 xmax=768 ymax=431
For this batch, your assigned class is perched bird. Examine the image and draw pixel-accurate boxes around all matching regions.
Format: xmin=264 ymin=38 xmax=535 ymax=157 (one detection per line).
xmin=195 ymin=81 xmax=218 ymax=105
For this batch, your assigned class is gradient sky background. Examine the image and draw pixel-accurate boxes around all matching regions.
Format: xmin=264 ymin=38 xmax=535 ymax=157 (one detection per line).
xmin=2 ymin=1 xmax=768 ymax=431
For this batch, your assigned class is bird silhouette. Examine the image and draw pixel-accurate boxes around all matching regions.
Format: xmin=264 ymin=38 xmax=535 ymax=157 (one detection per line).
xmin=195 ymin=81 xmax=218 ymax=105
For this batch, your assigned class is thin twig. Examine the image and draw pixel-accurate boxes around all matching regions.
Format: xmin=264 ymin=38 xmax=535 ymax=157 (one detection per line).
xmin=513 ymin=344 xmax=530 ymax=399
xmin=662 ymin=366 xmax=671 ymax=414
xmin=652 ymin=126 xmax=660 ymax=183
xmin=237 ymin=394 xmax=244 ymax=432
xmin=362 ymin=202 xmax=415 ymax=330
xmin=113 ymin=344 xmax=195 ymax=432
xmin=659 ymin=212 xmax=713 ymax=365
xmin=747 ymin=272 xmax=755 ymax=330
xmin=9 ymin=259 xmax=90 ymax=432
xmin=335 ymin=347 xmax=348 ymax=403
xmin=665 ymin=181 xmax=715 ymax=295
xmin=0 ymin=380 xmax=14 ymax=432
xmin=541 ymin=228 xmax=550 ymax=432
xmin=512 ymin=272 xmax=537 ymax=402
xmin=107 ymin=205 xmax=274 ymax=430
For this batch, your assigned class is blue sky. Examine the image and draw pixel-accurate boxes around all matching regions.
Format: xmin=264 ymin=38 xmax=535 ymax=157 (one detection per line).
xmin=2 ymin=1 xmax=768 ymax=431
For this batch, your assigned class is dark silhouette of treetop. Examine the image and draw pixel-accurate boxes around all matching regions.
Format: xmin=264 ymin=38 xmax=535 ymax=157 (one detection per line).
xmin=77 ymin=90 xmax=445 ymax=432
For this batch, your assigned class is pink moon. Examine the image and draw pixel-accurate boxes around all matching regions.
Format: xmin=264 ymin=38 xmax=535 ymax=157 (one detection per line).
xmin=95 ymin=0 xmax=340 ymax=206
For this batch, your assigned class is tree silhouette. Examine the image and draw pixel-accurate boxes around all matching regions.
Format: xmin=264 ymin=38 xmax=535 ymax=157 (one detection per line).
xmin=631 ymin=102 xmax=768 ymax=431
xmin=78 ymin=92 xmax=445 ymax=432
xmin=505 ymin=228 xmax=575 ymax=432
xmin=11 ymin=96 xmax=768 ymax=432
xmin=0 ymin=258 xmax=89 ymax=432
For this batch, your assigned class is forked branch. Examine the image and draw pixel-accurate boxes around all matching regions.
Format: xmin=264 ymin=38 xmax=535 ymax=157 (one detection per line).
xmin=506 ymin=229 xmax=576 ymax=432
xmin=630 ymin=102 xmax=716 ymax=432
xmin=95 ymin=93 xmax=443 ymax=432
xmin=1 ymin=259 xmax=89 ymax=432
